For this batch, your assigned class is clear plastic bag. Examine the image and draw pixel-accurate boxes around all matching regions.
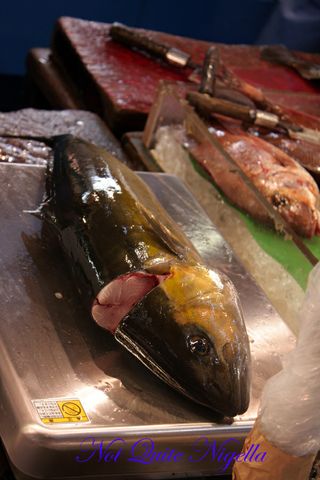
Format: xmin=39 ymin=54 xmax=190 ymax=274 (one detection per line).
xmin=260 ymin=261 xmax=320 ymax=456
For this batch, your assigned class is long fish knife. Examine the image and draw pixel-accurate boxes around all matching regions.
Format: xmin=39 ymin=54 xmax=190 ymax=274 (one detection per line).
xmin=110 ymin=23 xmax=226 ymax=87
xmin=183 ymin=106 xmax=319 ymax=266
xmin=261 ymin=45 xmax=320 ymax=81
xmin=110 ymin=23 xmax=257 ymax=108
xmin=187 ymin=92 xmax=320 ymax=146
xmin=110 ymin=23 xmax=201 ymax=71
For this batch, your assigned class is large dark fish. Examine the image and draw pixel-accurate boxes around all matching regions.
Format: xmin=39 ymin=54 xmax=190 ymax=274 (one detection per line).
xmin=40 ymin=134 xmax=250 ymax=417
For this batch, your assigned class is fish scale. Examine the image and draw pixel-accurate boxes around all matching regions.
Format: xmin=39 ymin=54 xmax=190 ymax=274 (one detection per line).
xmin=42 ymin=133 xmax=251 ymax=417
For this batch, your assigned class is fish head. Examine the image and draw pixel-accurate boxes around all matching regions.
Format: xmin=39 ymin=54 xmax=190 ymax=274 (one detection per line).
xmin=266 ymin=170 xmax=320 ymax=237
xmin=270 ymin=187 xmax=320 ymax=237
xmin=115 ymin=264 xmax=251 ymax=416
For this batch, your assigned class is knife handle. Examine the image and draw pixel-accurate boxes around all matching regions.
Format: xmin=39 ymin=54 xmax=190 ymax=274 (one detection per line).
xmin=110 ymin=23 xmax=191 ymax=68
xmin=188 ymin=92 xmax=255 ymax=122
xmin=187 ymin=92 xmax=285 ymax=130
xmin=199 ymin=46 xmax=219 ymax=96
xmin=187 ymin=93 xmax=312 ymax=141
xmin=261 ymin=44 xmax=314 ymax=70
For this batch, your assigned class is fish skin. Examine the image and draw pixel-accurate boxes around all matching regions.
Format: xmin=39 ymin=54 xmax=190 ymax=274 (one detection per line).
xmin=42 ymin=134 xmax=251 ymax=416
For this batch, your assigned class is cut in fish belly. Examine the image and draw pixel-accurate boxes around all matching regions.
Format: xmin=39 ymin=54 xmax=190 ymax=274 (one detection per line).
xmin=92 ymin=271 xmax=169 ymax=333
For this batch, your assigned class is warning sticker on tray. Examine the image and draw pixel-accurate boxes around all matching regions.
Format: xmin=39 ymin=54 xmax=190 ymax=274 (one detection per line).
xmin=32 ymin=398 xmax=90 ymax=424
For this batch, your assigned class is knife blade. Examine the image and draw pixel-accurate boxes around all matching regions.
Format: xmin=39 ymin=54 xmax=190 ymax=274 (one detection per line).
xmin=187 ymin=92 xmax=320 ymax=145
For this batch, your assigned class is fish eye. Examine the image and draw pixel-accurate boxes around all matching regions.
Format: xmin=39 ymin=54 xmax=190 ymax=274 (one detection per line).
xmin=271 ymin=193 xmax=288 ymax=208
xmin=187 ymin=335 xmax=210 ymax=356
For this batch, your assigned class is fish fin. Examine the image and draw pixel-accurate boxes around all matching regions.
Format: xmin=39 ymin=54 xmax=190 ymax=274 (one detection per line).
xmin=23 ymin=193 xmax=54 ymax=219
xmin=141 ymin=207 xmax=189 ymax=260
xmin=23 ymin=208 xmax=43 ymax=219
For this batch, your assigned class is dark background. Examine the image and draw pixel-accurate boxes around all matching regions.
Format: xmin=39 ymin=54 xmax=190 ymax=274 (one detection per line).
xmin=0 ymin=0 xmax=287 ymax=75
xmin=2 ymin=0 xmax=320 ymax=75
xmin=0 ymin=0 xmax=320 ymax=110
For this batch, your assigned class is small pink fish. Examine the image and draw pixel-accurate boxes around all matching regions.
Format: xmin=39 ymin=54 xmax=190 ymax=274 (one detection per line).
xmin=189 ymin=125 xmax=320 ymax=237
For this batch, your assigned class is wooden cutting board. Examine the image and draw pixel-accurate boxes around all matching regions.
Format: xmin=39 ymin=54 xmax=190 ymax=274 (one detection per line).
xmin=30 ymin=16 xmax=318 ymax=134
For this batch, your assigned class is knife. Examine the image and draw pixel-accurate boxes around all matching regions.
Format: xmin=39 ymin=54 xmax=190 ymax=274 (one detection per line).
xmin=110 ymin=23 xmax=258 ymax=107
xmin=198 ymin=46 xmax=219 ymax=96
xmin=110 ymin=23 xmax=199 ymax=70
xmin=187 ymin=92 xmax=320 ymax=145
xmin=261 ymin=45 xmax=320 ymax=81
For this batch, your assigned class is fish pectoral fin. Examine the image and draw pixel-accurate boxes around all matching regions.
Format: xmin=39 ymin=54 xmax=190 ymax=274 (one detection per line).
xmin=141 ymin=207 xmax=189 ymax=260
xmin=23 ymin=194 xmax=54 ymax=219
xmin=23 ymin=207 xmax=43 ymax=219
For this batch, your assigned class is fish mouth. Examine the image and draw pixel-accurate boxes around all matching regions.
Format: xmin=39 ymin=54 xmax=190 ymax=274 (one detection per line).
xmin=220 ymin=341 xmax=251 ymax=416
xmin=172 ymin=347 xmax=251 ymax=416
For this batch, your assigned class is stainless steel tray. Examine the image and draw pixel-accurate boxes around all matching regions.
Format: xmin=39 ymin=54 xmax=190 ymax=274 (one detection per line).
xmin=0 ymin=163 xmax=295 ymax=479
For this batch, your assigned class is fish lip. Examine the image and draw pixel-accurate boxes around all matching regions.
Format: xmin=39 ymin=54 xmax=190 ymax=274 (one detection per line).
xmin=225 ymin=348 xmax=251 ymax=416
xmin=228 ymin=374 xmax=251 ymax=416
xmin=191 ymin=370 xmax=250 ymax=417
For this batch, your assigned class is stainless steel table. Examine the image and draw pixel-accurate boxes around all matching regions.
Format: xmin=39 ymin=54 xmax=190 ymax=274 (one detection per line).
xmin=0 ymin=164 xmax=295 ymax=479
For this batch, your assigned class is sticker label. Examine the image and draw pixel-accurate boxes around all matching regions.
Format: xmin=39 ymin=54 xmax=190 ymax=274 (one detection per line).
xmin=32 ymin=398 xmax=90 ymax=424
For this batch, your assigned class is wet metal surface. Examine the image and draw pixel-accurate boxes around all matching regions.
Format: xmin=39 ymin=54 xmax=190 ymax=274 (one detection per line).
xmin=0 ymin=108 xmax=130 ymax=166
